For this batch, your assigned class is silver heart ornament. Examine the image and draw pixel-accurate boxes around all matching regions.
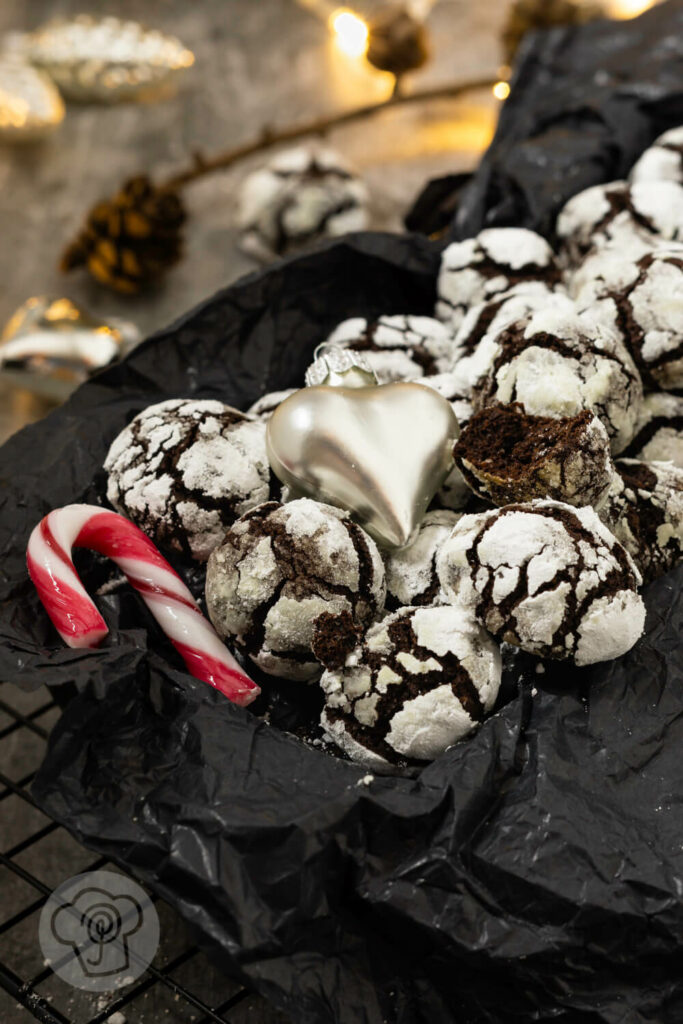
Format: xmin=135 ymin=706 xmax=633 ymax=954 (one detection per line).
xmin=266 ymin=382 xmax=459 ymax=549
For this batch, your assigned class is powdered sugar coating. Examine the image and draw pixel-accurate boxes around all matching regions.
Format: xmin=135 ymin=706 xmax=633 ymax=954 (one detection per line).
xmin=436 ymin=228 xmax=560 ymax=331
xmin=556 ymin=179 xmax=683 ymax=267
xmin=325 ymin=314 xmax=455 ymax=383
xmin=412 ymin=372 xmax=473 ymax=510
xmin=568 ymin=237 xmax=657 ymax=305
xmin=630 ymin=126 xmax=683 ymax=186
xmin=237 ymin=144 xmax=369 ymax=262
xmin=624 ymin=392 xmax=683 ymax=467
xmin=412 ymin=371 xmax=473 ymax=425
xmin=320 ymin=604 xmax=501 ymax=770
xmin=599 ymin=459 xmax=683 ymax=584
xmin=247 ymin=388 xmax=297 ymax=419
xmin=205 ymin=499 xmax=386 ymax=680
xmin=451 ymin=286 xmax=575 ymax=395
xmin=578 ymin=248 xmax=683 ymax=391
xmin=384 ymin=509 xmax=461 ymax=609
xmin=437 ymin=499 xmax=644 ymax=665
xmin=104 ymin=398 xmax=270 ymax=562
xmin=474 ymin=305 xmax=643 ymax=454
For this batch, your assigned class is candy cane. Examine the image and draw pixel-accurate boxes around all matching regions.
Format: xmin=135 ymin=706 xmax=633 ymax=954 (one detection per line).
xmin=26 ymin=505 xmax=260 ymax=707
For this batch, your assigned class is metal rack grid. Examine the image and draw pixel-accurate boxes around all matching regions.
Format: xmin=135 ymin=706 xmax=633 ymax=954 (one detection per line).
xmin=0 ymin=683 xmax=285 ymax=1024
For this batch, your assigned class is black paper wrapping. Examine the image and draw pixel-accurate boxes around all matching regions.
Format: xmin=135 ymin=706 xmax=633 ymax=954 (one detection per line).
xmin=0 ymin=228 xmax=680 ymax=1023
xmin=406 ymin=0 xmax=683 ymax=241
xmin=27 ymin=570 xmax=683 ymax=1024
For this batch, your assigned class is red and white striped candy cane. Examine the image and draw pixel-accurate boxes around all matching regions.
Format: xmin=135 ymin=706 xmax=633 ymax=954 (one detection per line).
xmin=26 ymin=504 xmax=260 ymax=707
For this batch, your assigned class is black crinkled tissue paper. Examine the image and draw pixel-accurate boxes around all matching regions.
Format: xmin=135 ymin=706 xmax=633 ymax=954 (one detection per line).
xmin=406 ymin=0 xmax=683 ymax=241
xmin=1 ymin=9 xmax=683 ymax=1021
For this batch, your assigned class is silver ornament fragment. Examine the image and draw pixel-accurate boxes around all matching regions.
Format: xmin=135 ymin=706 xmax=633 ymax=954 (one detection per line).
xmin=17 ymin=15 xmax=194 ymax=102
xmin=0 ymin=296 xmax=139 ymax=401
xmin=0 ymin=56 xmax=64 ymax=141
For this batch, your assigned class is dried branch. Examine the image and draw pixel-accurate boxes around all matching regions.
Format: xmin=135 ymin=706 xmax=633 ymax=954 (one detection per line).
xmin=161 ymin=75 xmax=497 ymax=190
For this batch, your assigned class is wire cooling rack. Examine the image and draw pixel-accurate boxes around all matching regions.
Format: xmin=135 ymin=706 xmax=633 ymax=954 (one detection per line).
xmin=0 ymin=682 xmax=287 ymax=1024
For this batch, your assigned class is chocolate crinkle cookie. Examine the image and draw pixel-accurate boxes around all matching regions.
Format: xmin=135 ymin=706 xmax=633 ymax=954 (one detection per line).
xmin=384 ymin=510 xmax=461 ymax=610
xmin=451 ymin=287 xmax=575 ymax=397
xmin=413 ymin=371 xmax=473 ymax=425
xmin=325 ymin=314 xmax=454 ymax=383
xmin=437 ymin=500 xmax=645 ymax=665
xmin=205 ymin=499 xmax=386 ymax=681
xmin=556 ymin=179 xmax=683 ymax=267
xmin=236 ymin=145 xmax=368 ymax=262
xmin=453 ymin=404 xmax=616 ymax=510
xmin=630 ymin=126 xmax=683 ymax=186
xmin=623 ymin=392 xmax=683 ymax=467
xmin=104 ymin=398 xmax=270 ymax=562
xmin=599 ymin=459 xmax=683 ymax=585
xmin=473 ymin=305 xmax=643 ymax=454
xmin=567 ymin=237 xmax=656 ymax=305
xmin=412 ymin=372 xmax=473 ymax=510
xmin=246 ymin=388 xmax=297 ymax=419
xmin=320 ymin=605 xmax=502 ymax=772
xmin=577 ymin=247 xmax=683 ymax=391
xmin=436 ymin=228 xmax=561 ymax=332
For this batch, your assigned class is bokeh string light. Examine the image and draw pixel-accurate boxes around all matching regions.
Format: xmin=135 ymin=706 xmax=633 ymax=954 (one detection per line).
xmin=329 ymin=8 xmax=369 ymax=57
xmin=608 ymin=0 xmax=657 ymax=17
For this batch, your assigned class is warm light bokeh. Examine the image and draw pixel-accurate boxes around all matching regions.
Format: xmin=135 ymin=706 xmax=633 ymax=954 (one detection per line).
xmin=608 ymin=0 xmax=656 ymax=17
xmin=329 ymin=8 xmax=369 ymax=58
xmin=493 ymin=81 xmax=510 ymax=101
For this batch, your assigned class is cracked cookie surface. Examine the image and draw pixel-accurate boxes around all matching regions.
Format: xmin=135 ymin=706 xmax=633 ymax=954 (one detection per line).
xmin=205 ymin=499 xmax=386 ymax=681
xmin=473 ymin=305 xmax=643 ymax=454
xmin=623 ymin=392 xmax=683 ymax=467
xmin=436 ymin=228 xmax=561 ymax=332
xmin=320 ymin=604 xmax=501 ymax=771
xmin=104 ymin=398 xmax=270 ymax=562
xmin=437 ymin=499 xmax=645 ymax=665
xmin=325 ymin=314 xmax=455 ymax=383
xmin=577 ymin=248 xmax=683 ymax=391
xmin=451 ymin=284 xmax=573 ymax=394
xmin=556 ymin=179 xmax=683 ymax=266
xmin=237 ymin=145 xmax=368 ymax=262
xmin=599 ymin=459 xmax=683 ymax=584
xmin=384 ymin=509 xmax=461 ymax=610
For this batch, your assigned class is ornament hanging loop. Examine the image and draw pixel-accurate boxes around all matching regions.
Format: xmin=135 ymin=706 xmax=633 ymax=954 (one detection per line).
xmin=305 ymin=342 xmax=378 ymax=388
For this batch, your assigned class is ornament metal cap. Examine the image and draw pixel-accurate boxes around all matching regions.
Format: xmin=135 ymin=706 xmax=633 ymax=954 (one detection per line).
xmin=305 ymin=343 xmax=378 ymax=389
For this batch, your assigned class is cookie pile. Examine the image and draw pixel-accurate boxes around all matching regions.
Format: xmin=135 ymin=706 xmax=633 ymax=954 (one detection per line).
xmin=101 ymin=126 xmax=683 ymax=774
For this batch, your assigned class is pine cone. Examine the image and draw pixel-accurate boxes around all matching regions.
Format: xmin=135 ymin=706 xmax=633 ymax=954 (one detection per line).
xmin=502 ymin=0 xmax=605 ymax=64
xmin=60 ymin=175 xmax=186 ymax=294
xmin=366 ymin=5 xmax=430 ymax=77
